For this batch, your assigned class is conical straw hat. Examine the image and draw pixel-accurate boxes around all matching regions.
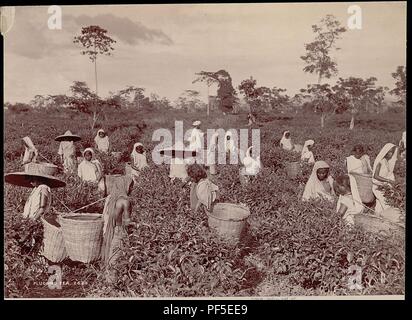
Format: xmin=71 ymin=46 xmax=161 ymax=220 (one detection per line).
xmin=55 ymin=130 xmax=81 ymax=142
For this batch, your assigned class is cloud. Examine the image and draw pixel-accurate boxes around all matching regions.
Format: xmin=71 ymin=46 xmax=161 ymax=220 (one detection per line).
xmin=68 ymin=13 xmax=173 ymax=45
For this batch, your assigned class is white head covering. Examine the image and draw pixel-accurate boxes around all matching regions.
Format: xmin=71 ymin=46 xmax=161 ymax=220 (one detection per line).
xmin=302 ymin=160 xmax=334 ymax=201
xmin=241 ymin=146 xmax=261 ymax=175
xmin=131 ymin=142 xmax=148 ymax=170
xmin=280 ymin=130 xmax=293 ymax=151
xmin=372 ymin=143 xmax=398 ymax=184
xmin=94 ymin=129 xmax=110 ymax=153
xmin=83 ymin=147 xmax=95 ymax=158
xmin=192 ymin=120 xmax=201 ymax=127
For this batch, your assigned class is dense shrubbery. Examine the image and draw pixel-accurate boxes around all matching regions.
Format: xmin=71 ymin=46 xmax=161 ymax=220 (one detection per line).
xmin=4 ymin=108 xmax=406 ymax=297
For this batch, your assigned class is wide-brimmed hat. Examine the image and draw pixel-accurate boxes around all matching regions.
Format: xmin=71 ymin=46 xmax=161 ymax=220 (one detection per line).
xmin=4 ymin=168 xmax=66 ymax=189
xmin=55 ymin=130 xmax=81 ymax=142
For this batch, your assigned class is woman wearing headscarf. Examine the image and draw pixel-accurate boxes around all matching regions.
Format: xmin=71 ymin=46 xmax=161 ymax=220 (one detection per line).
xmin=187 ymin=164 xmax=219 ymax=214
xmin=57 ymin=131 xmax=77 ymax=174
xmin=225 ymin=131 xmax=237 ymax=158
xmin=280 ymin=131 xmax=294 ymax=151
xmin=346 ymin=145 xmax=372 ymax=175
xmin=301 ymin=140 xmax=315 ymax=164
xmin=77 ymin=148 xmax=103 ymax=183
xmin=22 ymin=137 xmax=38 ymax=166
xmin=239 ymin=146 xmax=262 ymax=185
xmin=98 ymin=175 xmax=134 ymax=282
xmin=94 ymin=129 xmax=110 ymax=153
xmin=189 ymin=121 xmax=204 ymax=152
xmin=130 ymin=142 xmax=148 ymax=181
xmin=302 ymin=161 xmax=335 ymax=202
xmin=206 ymin=131 xmax=220 ymax=175
xmin=372 ymin=143 xmax=398 ymax=213
xmin=334 ymin=175 xmax=363 ymax=227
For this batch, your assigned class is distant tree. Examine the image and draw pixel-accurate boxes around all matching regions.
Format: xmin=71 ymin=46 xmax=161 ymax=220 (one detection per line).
xmin=31 ymin=95 xmax=47 ymax=108
xmin=193 ymin=72 xmax=219 ymax=116
xmin=390 ymin=66 xmax=406 ymax=106
xmin=8 ymin=102 xmax=32 ymax=113
xmin=68 ymin=81 xmax=99 ymax=114
xmin=194 ymin=70 xmax=236 ymax=114
xmin=301 ymin=15 xmax=346 ymax=127
xmin=301 ymin=84 xmax=336 ymax=125
xmin=332 ymin=77 xmax=387 ymax=129
xmin=118 ymin=86 xmax=146 ymax=108
xmin=73 ymin=25 xmax=116 ymax=129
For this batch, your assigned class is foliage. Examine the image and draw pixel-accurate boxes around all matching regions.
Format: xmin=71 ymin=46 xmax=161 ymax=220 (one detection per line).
xmin=390 ymin=66 xmax=406 ymax=105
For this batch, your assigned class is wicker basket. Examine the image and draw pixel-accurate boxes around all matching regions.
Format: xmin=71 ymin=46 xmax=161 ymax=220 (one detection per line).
xmin=286 ymin=161 xmax=300 ymax=179
xmin=206 ymin=203 xmax=250 ymax=244
xmin=24 ymin=162 xmax=58 ymax=176
xmin=60 ymin=213 xmax=104 ymax=263
xmin=354 ymin=213 xmax=405 ymax=239
xmin=41 ymin=215 xmax=68 ymax=263
xmin=352 ymin=173 xmax=375 ymax=203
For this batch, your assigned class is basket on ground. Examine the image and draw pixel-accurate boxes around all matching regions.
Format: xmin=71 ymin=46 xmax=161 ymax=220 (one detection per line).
xmin=41 ymin=215 xmax=68 ymax=263
xmin=352 ymin=172 xmax=375 ymax=203
xmin=354 ymin=212 xmax=405 ymax=240
xmin=60 ymin=213 xmax=104 ymax=263
xmin=285 ymin=161 xmax=300 ymax=179
xmin=24 ymin=162 xmax=58 ymax=176
xmin=206 ymin=203 xmax=250 ymax=243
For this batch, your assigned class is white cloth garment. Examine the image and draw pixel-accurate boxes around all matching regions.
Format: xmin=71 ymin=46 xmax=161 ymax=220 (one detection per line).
xmin=22 ymin=136 xmax=38 ymax=165
xmin=58 ymin=140 xmax=76 ymax=173
xmin=336 ymin=193 xmax=363 ymax=226
xmin=280 ymin=131 xmax=293 ymax=151
xmin=206 ymin=131 xmax=220 ymax=166
xmin=372 ymin=143 xmax=398 ymax=213
xmin=241 ymin=146 xmax=261 ymax=176
xmin=78 ymin=148 xmax=103 ymax=182
xmin=189 ymin=127 xmax=203 ymax=152
xmin=130 ymin=142 xmax=148 ymax=179
xmin=302 ymin=160 xmax=335 ymax=201
xmin=225 ymin=131 xmax=237 ymax=155
xmin=301 ymin=140 xmax=315 ymax=164
xmin=94 ymin=129 xmax=110 ymax=153
xmin=23 ymin=184 xmax=51 ymax=220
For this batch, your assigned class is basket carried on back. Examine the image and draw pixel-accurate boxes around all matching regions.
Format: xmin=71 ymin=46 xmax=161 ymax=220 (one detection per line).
xmin=352 ymin=172 xmax=375 ymax=203
xmin=60 ymin=213 xmax=104 ymax=263
xmin=41 ymin=215 xmax=68 ymax=263
xmin=286 ymin=161 xmax=300 ymax=179
xmin=24 ymin=162 xmax=58 ymax=176
xmin=354 ymin=212 xmax=405 ymax=240
xmin=206 ymin=203 xmax=250 ymax=244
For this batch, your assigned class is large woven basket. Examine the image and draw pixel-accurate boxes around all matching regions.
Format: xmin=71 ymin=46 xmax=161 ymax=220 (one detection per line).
xmin=354 ymin=213 xmax=405 ymax=240
xmin=24 ymin=162 xmax=58 ymax=176
xmin=41 ymin=215 xmax=68 ymax=263
xmin=206 ymin=203 xmax=250 ymax=244
xmin=60 ymin=213 xmax=104 ymax=263
xmin=286 ymin=161 xmax=300 ymax=179
xmin=352 ymin=173 xmax=375 ymax=203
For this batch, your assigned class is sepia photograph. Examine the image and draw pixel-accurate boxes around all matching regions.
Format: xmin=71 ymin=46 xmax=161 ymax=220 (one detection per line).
xmin=2 ymin=2 xmax=406 ymax=300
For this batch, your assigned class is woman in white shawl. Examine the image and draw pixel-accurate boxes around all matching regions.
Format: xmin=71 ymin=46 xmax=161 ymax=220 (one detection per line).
xmin=225 ymin=131 xmax=238 ymax=159
xmin=280 ymin=131 xmax=294 ymax=151
xmin=78 ymin=148 xmax=103 ymax=183
xmin=130 ymin=142 xmax=148 ymax=181
xmin=22 ymin=137 xmax=38 ymax=166
xmin=94 ymin=129 xmax=110 ymax=153
xmin=372 ymin=143 xmax=398 ymax=213
xmin=239 ymin=146 xmax=262 ymax=184
xmin=302 ymin=160 xmax=335 ymax=202
xmin=301 ymin=140 xmax=315 ymax=164
xmin=58 ymin=131 xmax=77 ymax=174
xmin=189 ymin=121 xmax=204 ymax=152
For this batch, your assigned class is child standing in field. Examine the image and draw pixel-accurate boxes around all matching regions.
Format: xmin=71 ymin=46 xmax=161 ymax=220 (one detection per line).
xmin=187 ymin=164 xmax=219 ymax=214
xmin=99 ymin=175 xmax=134 ymax=283
xmin=301 ymin=140 xmax=315 ymax=164
xmin=280 ymin=131 xmax=294 ymax=151
xmin=130 ymin=142 xmax=148 ymax=181
xmin=56 ymin=130 xmax=80 ymax=174
xmin=78 ymin=148 xmax=103 ymax=183
xmin=372 ymin=143 xmax=398 ymax=213
xmin=334 ymin=175 xmax=363 ymax=227
xmin=94 ymin=129 xmax=110 ymax=153
xmin=21 ymin=136 xmax=38 ymax=166
xmin=302 ymin=160 xmax=335 ymax=202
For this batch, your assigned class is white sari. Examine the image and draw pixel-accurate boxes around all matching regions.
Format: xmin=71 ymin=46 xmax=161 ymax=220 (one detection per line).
xmin=372 ymin=143 xmax=398 ymax=213
xmin=302 ymin=161 xmax=335 ymax=202
xmin=94 ymin=129 xmax=110 ymax=153
xmin=301 ymin=140 xmax=315 ymax=164
xmin=280 ymin=131 xmax=293 ymax=151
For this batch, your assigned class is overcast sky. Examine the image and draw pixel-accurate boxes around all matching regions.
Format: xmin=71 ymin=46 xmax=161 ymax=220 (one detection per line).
xmin=4 ymin=2 xmax=406 ymax=104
